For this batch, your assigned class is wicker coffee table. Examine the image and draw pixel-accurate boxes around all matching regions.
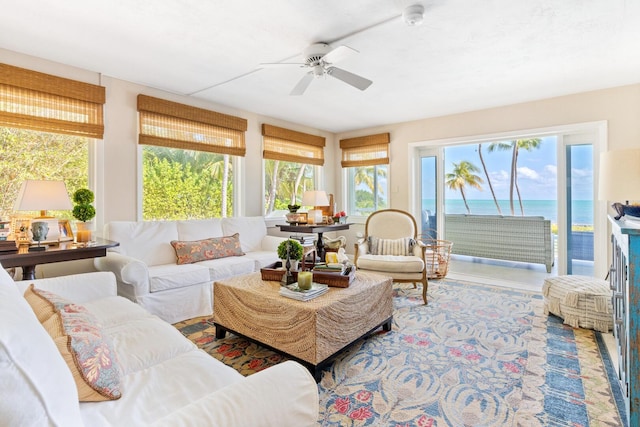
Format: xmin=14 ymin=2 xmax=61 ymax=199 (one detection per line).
xmin=213 ymin=271 xmax=393 ymax=381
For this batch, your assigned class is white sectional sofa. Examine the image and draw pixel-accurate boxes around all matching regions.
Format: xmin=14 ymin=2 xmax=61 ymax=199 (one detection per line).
xmin=0 ymin=268 xmax=319 ymax=426
xmin=94 ymin=217 xmax=285 ymax=323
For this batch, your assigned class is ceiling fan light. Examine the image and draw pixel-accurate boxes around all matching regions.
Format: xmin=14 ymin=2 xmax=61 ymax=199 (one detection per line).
xmin=312 ymin=65 xmax=324 ymax=78
xmin=403 ymin=4 xmax=425 ymax=26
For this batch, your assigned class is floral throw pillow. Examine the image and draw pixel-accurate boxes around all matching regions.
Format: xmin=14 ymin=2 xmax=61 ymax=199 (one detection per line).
xmin=368 ymin=236 xmax=415 ymax=256
xmin=171 ymin=233 xmax=245 ymax=265
xmin=24 ymin=285 xmax=122 ymax=401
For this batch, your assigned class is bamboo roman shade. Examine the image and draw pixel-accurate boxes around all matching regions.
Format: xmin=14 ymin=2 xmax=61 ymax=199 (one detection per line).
xmin=137 ymin=95 xmax=247 ymax=156
xmin=262 ymin=123 xmax=325 ymax=166
xmin=0 ymin=63 xmax=105 ymax=138
xmin=340 ymin=132 xmax=390 ymax=167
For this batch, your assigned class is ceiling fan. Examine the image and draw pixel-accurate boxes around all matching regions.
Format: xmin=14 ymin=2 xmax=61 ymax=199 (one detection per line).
xmin=259 ymin=43 xmax=373 ymax=96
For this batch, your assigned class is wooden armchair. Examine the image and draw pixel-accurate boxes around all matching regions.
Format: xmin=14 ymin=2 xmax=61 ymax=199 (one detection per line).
xmin=353 ymin=209 xmax=428 ymax=304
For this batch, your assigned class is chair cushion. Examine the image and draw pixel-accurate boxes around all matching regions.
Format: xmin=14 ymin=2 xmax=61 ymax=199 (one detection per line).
xmin=368 ymin=236 xmax=415 ymax=256
xmin=24 ymin=285 xmax=122 ymax=401
xmin=171 ymin=234 xmax=245 ymax=265
xmin=356 ymin=254 xmax=425 ymax=273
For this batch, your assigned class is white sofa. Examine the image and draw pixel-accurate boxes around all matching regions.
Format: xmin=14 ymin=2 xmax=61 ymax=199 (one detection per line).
xmin=0 ymin=268 xmax=319 ymax=426
xmin=94 ymin=217 xmax=285 ymax=323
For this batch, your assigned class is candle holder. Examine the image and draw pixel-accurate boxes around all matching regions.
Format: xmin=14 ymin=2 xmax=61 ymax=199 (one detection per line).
xmin=280 ymin=241 xmax=296 ymax=286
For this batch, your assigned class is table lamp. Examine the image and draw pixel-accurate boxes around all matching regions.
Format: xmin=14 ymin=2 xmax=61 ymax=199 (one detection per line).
xmin=599 ymin=149 xmax=640 ymax=220
xmin=302 ymin=190 xmax=329 ymax=224
xmin=13 ymin=180 xmax=73 ymax=245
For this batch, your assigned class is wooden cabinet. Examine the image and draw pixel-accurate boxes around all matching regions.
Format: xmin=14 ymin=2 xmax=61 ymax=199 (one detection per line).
xmin=608 ymin=216 xmax=640 ymax=426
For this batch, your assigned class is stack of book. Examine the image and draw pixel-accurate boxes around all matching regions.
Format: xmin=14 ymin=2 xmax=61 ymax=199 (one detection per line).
xmin=279 ymin=282 xmax=329 ymax=301
xmin=289 ymin=234 xmax=315 ymax=246
xmin=0 ymin=220 xmax=17 ymax=253
xmin=313 ymin=263 xmax=348 ymax=274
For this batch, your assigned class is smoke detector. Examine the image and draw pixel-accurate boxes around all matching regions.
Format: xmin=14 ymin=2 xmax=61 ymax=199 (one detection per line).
xmin=403 ymin=4 xmax=425 ymax=26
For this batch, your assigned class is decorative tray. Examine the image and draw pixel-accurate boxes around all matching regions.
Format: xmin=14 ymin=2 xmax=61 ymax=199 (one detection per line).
xmin=260 ymin=261 xmax=299 ymax=282
xmin=311 ymin=266 xmax=355 ymax=288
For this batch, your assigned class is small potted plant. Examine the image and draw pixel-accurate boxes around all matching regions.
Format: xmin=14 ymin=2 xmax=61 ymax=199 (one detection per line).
xmin=277 ymin=239 xmax=304 ymax=270
xmin=72 ymin=188 xmax=96 ymax=242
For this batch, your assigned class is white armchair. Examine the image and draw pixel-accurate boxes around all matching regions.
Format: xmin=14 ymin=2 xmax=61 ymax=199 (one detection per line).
xmin=353 ymin=209 xmax=429 ymax=304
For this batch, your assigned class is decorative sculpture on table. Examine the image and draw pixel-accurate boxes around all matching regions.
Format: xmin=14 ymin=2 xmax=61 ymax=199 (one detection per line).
xmin=30 ymin=221 xmax=49 ymax=252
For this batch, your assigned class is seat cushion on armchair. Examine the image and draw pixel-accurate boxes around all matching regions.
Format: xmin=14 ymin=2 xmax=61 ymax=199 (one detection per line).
xmin=357 ymin=254 xmax=425 ymax=273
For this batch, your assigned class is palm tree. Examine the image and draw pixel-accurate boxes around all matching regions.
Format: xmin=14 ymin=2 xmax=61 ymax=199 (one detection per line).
xmin=354 ymin=166 xmax=387 ymax=211
xmin=477 ymin=143 xmax=502 ymax=215
xmin=488 ymin=138 xmax=541 ymax=215
xmin=209 ymin=154 xmax=230 ymax=217
xmin=264 ymin=160 xmax=280 ymax=214
xmin=445 ymin=161 xmax=484 ymax=214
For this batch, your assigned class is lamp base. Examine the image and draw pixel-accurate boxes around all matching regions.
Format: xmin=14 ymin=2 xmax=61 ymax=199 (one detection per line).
xmin=28 ymin=245 xmax=47 ymax=252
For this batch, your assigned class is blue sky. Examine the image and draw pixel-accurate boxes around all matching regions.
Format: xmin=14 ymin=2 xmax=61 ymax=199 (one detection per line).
xmin=439 ymin=137 xmax=594 ymax=201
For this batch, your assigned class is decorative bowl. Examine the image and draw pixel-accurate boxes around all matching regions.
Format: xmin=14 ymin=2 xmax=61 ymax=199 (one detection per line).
xmin=623 ymin=204 xmax=640 ymax=218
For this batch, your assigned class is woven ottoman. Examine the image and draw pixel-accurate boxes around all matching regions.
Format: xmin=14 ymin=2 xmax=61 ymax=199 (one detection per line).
xmin=542 ymin=275 xmax=613 ymax=333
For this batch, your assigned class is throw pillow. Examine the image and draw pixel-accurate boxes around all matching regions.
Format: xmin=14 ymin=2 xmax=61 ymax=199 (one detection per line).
xmin=368 ymin=236 xmax=415 ymax=256
xmin=170 ymin=233 xmax=245 ymax=265
xmin=23 ymin=285 xmax=122 ymax=402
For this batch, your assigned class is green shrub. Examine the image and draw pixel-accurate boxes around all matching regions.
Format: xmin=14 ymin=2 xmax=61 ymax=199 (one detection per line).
xmin=277 ymin=239 xmax=304 ymax=261
xmin=72 ymin=188 xmax=96 ymax=222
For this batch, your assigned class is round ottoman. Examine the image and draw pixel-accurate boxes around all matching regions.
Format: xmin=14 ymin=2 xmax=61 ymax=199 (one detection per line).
xmin=542 ymin=275 xmax=613 ymax=333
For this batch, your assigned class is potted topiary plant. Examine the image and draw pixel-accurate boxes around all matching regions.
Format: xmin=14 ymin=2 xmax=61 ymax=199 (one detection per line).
xmin=72 ymin=188 xmax=96 ymax=242
xmin=277 ymin=239 xmax=304 ymax=271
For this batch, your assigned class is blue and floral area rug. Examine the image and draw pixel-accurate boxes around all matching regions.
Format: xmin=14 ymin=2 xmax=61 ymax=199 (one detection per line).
xmin=175 ymin=279 xmax=626 ymax=426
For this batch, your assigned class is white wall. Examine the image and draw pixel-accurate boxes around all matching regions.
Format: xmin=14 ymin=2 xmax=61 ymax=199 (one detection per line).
xmin=3 ymin=47 xmax=639 ymax=277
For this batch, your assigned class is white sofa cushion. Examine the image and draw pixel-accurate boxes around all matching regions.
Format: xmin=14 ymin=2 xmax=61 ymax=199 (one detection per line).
xmin=222 ymin=216 xmax=268 ymax=252
xmin=148 ymin=263 xmax=211 ymax=292
xmin=177 ymin=219 xmax=224 ymax=240
xmin=198 ymin=256 xmax=257 ymax=281
xmin=0 ymin=267 xmax=84 ymax=427
xmin=106 ymin=221 xmax=179 ymax=266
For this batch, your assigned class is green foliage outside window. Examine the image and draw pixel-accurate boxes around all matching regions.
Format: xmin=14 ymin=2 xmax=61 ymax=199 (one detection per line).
xmin=264 ymin=159 xmax=314 ymax=216
xmin=142 ymin=146 xmax=233 ymax=220
xmin=0 ymin=127 xmax=88 ymax=220
xmin=348 ymin=165 xmax=388 ymax=216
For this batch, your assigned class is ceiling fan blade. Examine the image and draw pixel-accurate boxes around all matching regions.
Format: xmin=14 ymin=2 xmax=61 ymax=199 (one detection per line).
xmin=326 ymin=67 xmax=372 ymax=91
xmin=290 ymin=73 xmax=314 ymax=96
xmin=259 ymin=62 xmax=306 ymax=69
xmin=322 ymin=45 xmax=358 ymax=65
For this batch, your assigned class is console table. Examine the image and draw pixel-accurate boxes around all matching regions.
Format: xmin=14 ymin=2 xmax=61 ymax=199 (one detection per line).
xmin=608 ymin=215 xmax=639 ymax=426
xmin=0 ymin=238 xmax=119 ymax=280
xmin=277 ymin=223 xmax=350 ymax=263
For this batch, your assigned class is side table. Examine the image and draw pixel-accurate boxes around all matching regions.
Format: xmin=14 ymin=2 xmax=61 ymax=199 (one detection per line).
xmin=0 ymin=238 xmax=119 ymax=280
xmin=277 ymin=223 xmax=351 ymax=262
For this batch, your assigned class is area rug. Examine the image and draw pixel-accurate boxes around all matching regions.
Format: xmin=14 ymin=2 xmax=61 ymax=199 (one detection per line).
xmin=175 ymin=279 xmax=626 ymax=426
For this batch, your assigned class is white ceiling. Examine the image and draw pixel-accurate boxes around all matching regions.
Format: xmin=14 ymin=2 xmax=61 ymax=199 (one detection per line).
xmin=1 ymin=0 xmax=639 ymax=133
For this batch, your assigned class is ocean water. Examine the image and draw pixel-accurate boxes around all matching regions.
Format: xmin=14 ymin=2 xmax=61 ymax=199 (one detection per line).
xmin=422 ymin=199 xmax=593 ymax=225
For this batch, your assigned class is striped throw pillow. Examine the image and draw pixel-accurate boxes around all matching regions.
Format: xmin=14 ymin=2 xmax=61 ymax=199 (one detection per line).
xmin=368 ymin=236 xmax=415 ymax=256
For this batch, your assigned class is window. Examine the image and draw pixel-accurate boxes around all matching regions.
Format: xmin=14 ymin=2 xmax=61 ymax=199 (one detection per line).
xmin=0 ymin=127 xmax=89 ymax=220
xmin=340 ymin=133 xmax=390 ymax=217
xmin=0 ymin=63 xmax=104 ymax=219
xmin=262 ymin=124 xmax=324 ymax=216
xmin=137 ymin=95 xmax=247 ymax=220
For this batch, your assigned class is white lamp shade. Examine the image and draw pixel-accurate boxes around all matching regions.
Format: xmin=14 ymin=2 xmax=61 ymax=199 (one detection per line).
xmin=599 ymin=149 xmax=640 ymax=202
xmin=301 ymin=190 xmax=330 ymax=207
xmin=13 ymin=180 xmax=73 ymax=213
